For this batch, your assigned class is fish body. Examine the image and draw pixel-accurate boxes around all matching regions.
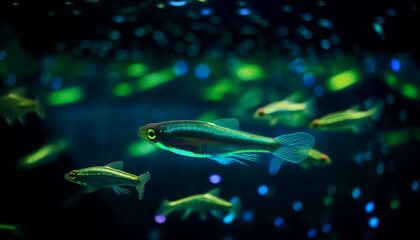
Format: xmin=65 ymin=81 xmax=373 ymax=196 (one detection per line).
xmin=0 ymin=88 xmax=44 ymax=124
xmin=299 ymin=148 xmax=332 ymax=169
xmin=138 ymin=118 xmax=314 ymax=166
xmin=156 ymin=188 xmax=241 ymax=222
xmin=254 ymin=93 xmax=314 ymax=127
xmin=309 ymin=101 xmax=383 ymax=133
xmin=17 ymin=138 xmax=70 ymax=170
xmin=64 ymin=161 xmax=150 ymax=200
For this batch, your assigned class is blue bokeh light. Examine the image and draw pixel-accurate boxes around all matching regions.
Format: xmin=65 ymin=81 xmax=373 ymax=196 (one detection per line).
xmin=51 ymin=77 xmax=63 ymax=90
xmin=322 ymin=223 xmax=331 ymax=233
xmin=292 ymin=200 xmax=303 ymax=212
xmin=352 ymin=188 xmax=361 ymax=199
xmin=368 ymin=216 xmax=379 ymax=229
xmin=412 ymin=180 xmax=419 ymax=192
xmin=390 ymin=59 xmax=400 ymax=72
xmin=242 ymin=210 xmax=254 ymax=223
xmin=365 ymin=201 xmax=375 ymax=213
xmin=173 ymin=60 xmax=189 ymax=76
xmin=314 ymin=86 xmax=324 ymax=97
xmin=303 ymin=73 xmax=315 ymax=87
xmin=273 ymin=217 xmax=284 ymax=227
xmin=155 ymin=215 xmax=166 ymax=224
xmin=307 ymin=228 xmax=317 ymax=238
xmin=258 ymin=185 xmax=268 ymax=196
xmin=200 ymin=8 xmax=213 ymax=16
xmin=209 ymin=174 xmax=222 ymax=184
xmin=168 ymin=0 xmax=187 ymax=7
xmin=237 ymin=8 xmax=251 ymax=16
xmin=194 ymin=63 xmax=211 ymax=80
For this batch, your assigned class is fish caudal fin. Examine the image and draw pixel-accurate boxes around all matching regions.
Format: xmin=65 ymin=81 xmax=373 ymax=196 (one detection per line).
xmin=272 ymin=132 xmax=315 ymax=163
xmin=35 ymin=96 xmax=45 ymax=119
xmin=370 ymin=100 xmax=384 ymax=121
xmin=136 ymin=171 xmax=151 ymax=200
xmin=223 ymin=196 xmax=241 ymax=224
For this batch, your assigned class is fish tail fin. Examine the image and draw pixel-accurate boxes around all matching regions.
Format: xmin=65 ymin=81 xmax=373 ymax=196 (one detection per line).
xmin=156 ymin=198 xmax=171 ymax=218
xmin=136 ymin=171 xmax=151 ymax=200
xmin=303 ymin=98 xmax=316 ymax=117
xmin=370 ymin=100 xmax=384 ymax=121
xmin=35 ymin=96 xmax=45 ymax=119
xmin=272 ymin=132 xmax=315 ymax=163
xmin=223 ymin=196 xmax=241 ymax=224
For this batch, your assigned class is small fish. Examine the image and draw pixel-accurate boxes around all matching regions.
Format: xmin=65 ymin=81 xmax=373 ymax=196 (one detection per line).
xmin=0 ymin=87 xmax=45 ymax=125
xmin=299 ymin=148 xmax=332 ymax=170
xmin=309 ymin=101 xmax=384 ymax=133
xmin=254 ymin=93 xmax=315 ymax=127
xmin=64 ymin=161 xmax=150 ymax=200
xmin=0 ymin=223 xmax=25 ymax=239
xmin=155 ymin=188 xmax=241 ymax=223
xmin=17 ymin=138 xmax=70 ymax=170
xmin=138 ymin=118 xmax=314 ymax=168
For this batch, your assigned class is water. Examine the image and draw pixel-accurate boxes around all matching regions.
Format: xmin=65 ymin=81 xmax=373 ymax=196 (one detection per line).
xmin=1 ymin=0 xmax=419 ymax=239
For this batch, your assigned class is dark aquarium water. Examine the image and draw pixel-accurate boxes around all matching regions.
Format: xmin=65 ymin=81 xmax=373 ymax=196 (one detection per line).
xmin=1 ymin=0 xmax=420 ymax=239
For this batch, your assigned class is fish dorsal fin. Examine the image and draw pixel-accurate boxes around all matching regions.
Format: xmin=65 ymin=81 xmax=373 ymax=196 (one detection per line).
xmin=106 ymin=161 xmax=124 ymax=170
xmin=209 ymin=118 xmax=239 ymax=130
xmin=206 ymin=188 xmax=221 ymax=196
xmin=10 ymin=86 xmax=27 ymax=97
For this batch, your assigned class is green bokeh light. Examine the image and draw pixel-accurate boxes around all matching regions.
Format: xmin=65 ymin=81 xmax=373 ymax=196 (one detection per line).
xmin=400 ymin=83 xmax=420 ymax=100
xmin=127 ymin=63 xmax=148 ymax=77
xmin=137 ymin=68 xmax=176 ymax=91
xmin=47 ymin=87 xmax=83 ymax=105
xmin=235 ymin=64 xmax=265 ymax=81
xmin=326 ymin=69 xmax=361 ymax=92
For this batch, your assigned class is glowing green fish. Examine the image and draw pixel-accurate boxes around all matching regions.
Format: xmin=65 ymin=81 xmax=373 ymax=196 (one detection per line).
xmin=254 ymin=93 xmax=315 ymax=127
xmin=138 ymin=118 xmax=314 ymax=167
xmin=17 ymin=138 xmax=70 ymax=170
xmin=0 ymin=87 xmax=45 ymax=125
xmin=309 ymin=101 xmax=384 ymax=133
xmin=299 ymin=148 xmax=332 ymax=170
xmin=64 ymin=161 xmax=150 ymax=200
xmin=155 ymin=188 xmax=241 ymax=223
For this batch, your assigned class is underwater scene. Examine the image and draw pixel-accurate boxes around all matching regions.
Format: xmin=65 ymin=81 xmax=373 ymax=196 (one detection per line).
xmin=1 ymin=0 xmax=420 ymax=239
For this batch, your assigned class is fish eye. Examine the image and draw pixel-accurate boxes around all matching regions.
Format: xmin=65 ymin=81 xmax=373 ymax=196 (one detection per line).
xmin=146 ymin=128 xmax=157 ymax=140
xmin=312 ymin=119 xmax=320 ymax=127
xmin=321 ymin=154 xmax=329 ymax=162
xmin=68 ymin=171 xmax=77 ymax=180
xmin=257 ymin=110 xmax=265 ymax=117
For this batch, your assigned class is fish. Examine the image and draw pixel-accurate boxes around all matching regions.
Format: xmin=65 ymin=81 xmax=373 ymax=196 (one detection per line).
xmin=64 ymin=161 xmax=150 ymax=200
xmin=0 ymin=223 xmax=25 ymax=239
xmin=309 ymin=101 xmax=384 ymax=133
xmin=138 ymin=118 xmax=315 ymax=167
xmin=299 ymin=148 xmax=332 ymax=170
xmin=155 ymin=188 xmax=241 ymax=223
xmin=0 ymin=87 xmax=45 ymax=125
xmin=254 ymin=93 xmax=315 ymax=127
xmin=17 ymin=138 xmax=70 ymax=170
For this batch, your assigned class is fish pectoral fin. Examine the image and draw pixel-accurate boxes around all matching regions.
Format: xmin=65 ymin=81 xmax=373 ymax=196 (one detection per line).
xmin=210 ymin=154 xmax=260 ymax=165
xmin=113 ymin=186 xmax=132 ymax=195
xmin=268 ymin=158 xmax=285 ymax=175
xmin=84 ymin=187 xmax=98 ymax=193
xmin=210 ymin=210 xmax=224 ymax=219
xmin=199 ymin=212 xmax=207 ymax=221
xmin=181 ymin=209 xmax=193 ymax=220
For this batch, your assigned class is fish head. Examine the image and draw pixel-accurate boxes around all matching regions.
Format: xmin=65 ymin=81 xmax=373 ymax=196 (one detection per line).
xmin=309 ymin=119 xmax=321 ymax=129
xmin=320 ymin=154 xmax=332 ymax=164
xmin=64 ymin=170 xmax=87 ymax=186
xmin=138 ymin=122 xmax=161 ymax=144
xmin=253 ymin=108 xmax=267 ymax=118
